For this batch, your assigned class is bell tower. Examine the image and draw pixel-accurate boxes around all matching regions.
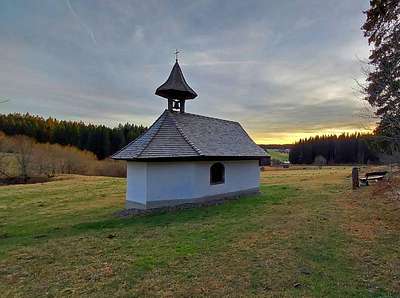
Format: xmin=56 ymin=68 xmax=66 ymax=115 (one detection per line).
xmin=155 ymin=52 xmax=197 ymax=113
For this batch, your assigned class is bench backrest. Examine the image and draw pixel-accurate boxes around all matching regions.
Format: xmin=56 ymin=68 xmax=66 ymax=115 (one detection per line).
xmin=365 ymin=171 xmax=387 ymax=178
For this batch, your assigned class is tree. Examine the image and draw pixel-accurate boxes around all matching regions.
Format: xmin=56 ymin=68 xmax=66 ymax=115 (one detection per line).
xmin=0 ymin=113 xmax=147 ymax=159
xmin=0 ymin=131 xmax=11 ymax=178
xmin=12 ymin=135 xmax=34 ymax=182
xmin=288 ymin=134 xmax=379 ymax=165
xmin=362 ymin=0 xmax=400 ymax=150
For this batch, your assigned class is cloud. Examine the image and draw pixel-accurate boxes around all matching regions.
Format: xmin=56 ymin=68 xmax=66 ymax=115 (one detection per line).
xmin=66 ymin=0 xmax=97 ymax=45
xmin=0 ymin=0 xmax=374 ymax=143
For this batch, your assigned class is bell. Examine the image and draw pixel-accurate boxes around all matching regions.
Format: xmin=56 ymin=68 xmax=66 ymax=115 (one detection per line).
xmin=173 ymin=101 xmax=180 ymax=109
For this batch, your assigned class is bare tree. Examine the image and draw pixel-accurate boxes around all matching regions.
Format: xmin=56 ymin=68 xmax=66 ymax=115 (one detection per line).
xmin=0 ymin=132 xmax=12 ymax=178
xmin=12 ymin=136 xmax=34 ymax=182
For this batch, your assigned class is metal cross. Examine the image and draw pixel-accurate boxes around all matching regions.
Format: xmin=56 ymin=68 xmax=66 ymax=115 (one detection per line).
xmin=174 ymin=49 xmax=180 ymax=61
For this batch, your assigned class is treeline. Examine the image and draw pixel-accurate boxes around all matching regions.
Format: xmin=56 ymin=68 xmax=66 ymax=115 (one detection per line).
xmin=289 ymin=133 xmax=379 ymax=164
xmin=0 ymin=132 xmax=125 ymax=183
xmin=259 ymin=144 xmax=293 ymax=150
xmin=0 ymin=113 xmax=147 ymax=159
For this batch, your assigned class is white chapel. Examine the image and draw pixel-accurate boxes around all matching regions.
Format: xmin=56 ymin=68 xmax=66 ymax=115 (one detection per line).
xmin=112 ymin=58 xmax=266 ymax=209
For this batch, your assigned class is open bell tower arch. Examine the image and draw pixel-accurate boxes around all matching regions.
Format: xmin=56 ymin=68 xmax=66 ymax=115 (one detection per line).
xmin=155 ymin=52 xmax=197 ymax=113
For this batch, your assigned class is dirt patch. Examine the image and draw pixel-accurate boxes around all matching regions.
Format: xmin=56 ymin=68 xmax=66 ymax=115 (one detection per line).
xmin=346 ymin=222 xmax=378 ymax=241
xmin=337 ymin=173 xmax=400 ymax=242
xmin=371 ymin=176 xmax=400 ymax=201
xmin=337 ymin=192 xmax=382 ymax=241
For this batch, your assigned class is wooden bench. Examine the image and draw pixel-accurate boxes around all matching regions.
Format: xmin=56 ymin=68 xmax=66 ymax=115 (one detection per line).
xmin=359 ymin=171 xmax=388 ymax=186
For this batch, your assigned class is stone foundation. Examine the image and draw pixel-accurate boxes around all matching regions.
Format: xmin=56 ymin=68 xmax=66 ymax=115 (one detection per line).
xmin=116 ymin=188 xmax=260 ymax=217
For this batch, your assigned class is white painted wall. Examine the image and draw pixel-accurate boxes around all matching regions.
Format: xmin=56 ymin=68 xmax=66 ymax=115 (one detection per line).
xmin=190 ymin=160 xmax=259 ymax=199
xmin=126 ymin=162 xmax=147 ymax=204
xmin=146 ymin=162 xmax=197 ymax=201
xmin=126 ymin=160 xmax=260 ymax=207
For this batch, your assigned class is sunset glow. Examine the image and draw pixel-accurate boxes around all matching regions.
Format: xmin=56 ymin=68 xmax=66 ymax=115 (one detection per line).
xmin=0 ymin=1 xmax=372 ymax=145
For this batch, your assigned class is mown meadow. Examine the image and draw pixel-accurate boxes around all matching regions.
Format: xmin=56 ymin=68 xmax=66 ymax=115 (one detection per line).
xmin=265 ymin=149 xmax=289 ymax=162
xmin=0 ymin=166 xmax=399 ymax=297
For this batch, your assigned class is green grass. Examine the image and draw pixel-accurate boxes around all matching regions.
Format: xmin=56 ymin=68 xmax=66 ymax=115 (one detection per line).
xmin=0 ymin=168 xmax=399 ymax=297
xmin=267 ymin=149 xmax=289 ymax=162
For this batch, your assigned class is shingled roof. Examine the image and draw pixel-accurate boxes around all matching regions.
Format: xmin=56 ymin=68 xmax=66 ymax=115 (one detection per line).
xmin=111 ymin=110 xmax=266 ymax=161
xmin=155 ymin=61 xmax=197 ymax=100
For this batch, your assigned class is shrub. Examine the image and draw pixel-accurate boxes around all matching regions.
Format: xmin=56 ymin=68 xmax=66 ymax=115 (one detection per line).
xmin=0 ymin=133 xmax=126 ymax=181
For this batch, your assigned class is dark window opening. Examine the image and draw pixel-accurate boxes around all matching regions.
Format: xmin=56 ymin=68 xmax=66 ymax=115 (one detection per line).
xmin=210 ymin=162 xmax=225 ymax=184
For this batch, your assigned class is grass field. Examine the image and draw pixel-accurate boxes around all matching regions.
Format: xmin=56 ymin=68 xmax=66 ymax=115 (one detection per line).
xmin=266 ymin=149 xmax=289 ymax=162
xmin=0 ymin=166 xmax=399 ymax=297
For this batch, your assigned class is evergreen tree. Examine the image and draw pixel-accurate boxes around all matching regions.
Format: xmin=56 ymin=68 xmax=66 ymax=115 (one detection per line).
xmin=0 ymin=113 xmax=147 ymax=159
xmin=289 ymin=133 xmax=379 ymax=165
xmin=362 ymin=0 xmax=400 ymax=151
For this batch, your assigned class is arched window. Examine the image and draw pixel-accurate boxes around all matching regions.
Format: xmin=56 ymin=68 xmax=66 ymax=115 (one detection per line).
xmin=210 ymin=162 xmax=225 ymax=184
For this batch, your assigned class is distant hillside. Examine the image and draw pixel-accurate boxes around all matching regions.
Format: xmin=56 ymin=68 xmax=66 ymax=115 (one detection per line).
xmin=289 ymin=133 xmax=379 ymax=164
xmin=0 ymin=113 xmax=147 ymax=159
xmin=266 ymin=149 xmax=289 ymax=162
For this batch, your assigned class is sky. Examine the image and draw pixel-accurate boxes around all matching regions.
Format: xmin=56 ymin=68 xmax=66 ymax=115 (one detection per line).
xmin=0 ymin=0 xmax=375 ymax=144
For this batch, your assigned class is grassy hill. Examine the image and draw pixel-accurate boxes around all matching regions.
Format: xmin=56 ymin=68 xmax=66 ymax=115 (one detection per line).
xmin=266 ymin=149 xmax=289 ymax=162
xmin=0 ymin=167 xmax=399 ymax=296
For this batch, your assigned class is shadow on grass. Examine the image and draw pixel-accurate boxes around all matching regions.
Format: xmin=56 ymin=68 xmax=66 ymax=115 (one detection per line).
xmin=0 ymin=184 xmax=295 ymax=256
xmin=72 ymin=184 xmax=293 ymax=231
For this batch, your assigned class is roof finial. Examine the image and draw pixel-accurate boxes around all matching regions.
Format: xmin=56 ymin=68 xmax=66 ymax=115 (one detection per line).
xmin=155 ymin=52 xmax=198 ymax=105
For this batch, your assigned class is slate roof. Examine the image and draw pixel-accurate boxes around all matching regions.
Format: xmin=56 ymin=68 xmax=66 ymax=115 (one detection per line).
xmin=155 ymin=61 xmax=198 ymax=100
xmin=112 ymin=110 xmax=266 ymax=161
